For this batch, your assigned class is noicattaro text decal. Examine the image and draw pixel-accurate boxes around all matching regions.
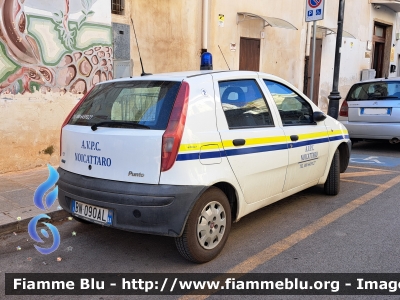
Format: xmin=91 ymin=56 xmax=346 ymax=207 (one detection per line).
xmin=75 ymin=140 xmax=112 ymax=167
xmin=300 ymin=144 xmax=319 ymax=169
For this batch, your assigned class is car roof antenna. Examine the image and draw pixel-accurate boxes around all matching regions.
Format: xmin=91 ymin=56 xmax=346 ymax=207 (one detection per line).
xmin=218 ymin=45 xmax=231 ymax=70
xmin=130 ymin=17 xmax=152 ymax=76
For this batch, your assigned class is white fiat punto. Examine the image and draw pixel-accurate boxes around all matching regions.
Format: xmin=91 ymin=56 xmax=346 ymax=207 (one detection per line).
xmin=58 ymin=70 xmax=351 ymax=263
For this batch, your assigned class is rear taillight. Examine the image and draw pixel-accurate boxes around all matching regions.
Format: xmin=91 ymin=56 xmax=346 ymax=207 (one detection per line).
xmin=161 ymin=82 xmax=190 ymax=172
xmin=339 ymin=100 xmax=348 ymax=117
xmin=60 ymin=86 xmax=94 ymax=155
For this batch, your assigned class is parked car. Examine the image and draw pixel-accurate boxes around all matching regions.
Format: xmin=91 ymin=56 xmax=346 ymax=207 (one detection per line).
xmin=57 ymin=70 xmax=351 ymax=263
xmin=338 ymin=78 xmax=400 ymax=144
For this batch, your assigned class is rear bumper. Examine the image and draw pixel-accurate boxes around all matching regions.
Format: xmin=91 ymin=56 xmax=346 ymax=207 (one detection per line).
xmin=57 ymin=168 xmax=206 ymax=237
xmin=339 ymin=121 xmax=400 ymax=140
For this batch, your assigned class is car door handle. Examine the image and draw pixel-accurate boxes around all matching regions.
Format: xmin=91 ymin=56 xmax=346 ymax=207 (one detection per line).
xmin=233 ymin=139 xmax=246 ymax=146
xmin=290 ymin=135 xmax=299 ymax=142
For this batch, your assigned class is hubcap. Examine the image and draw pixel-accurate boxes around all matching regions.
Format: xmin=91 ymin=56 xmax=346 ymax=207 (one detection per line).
xmin=196 ymin=201 xmax=226 ymax=250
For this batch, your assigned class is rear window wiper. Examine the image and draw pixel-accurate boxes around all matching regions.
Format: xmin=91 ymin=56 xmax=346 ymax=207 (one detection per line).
xmin=91 ymin=121 xmax=150 ymax=131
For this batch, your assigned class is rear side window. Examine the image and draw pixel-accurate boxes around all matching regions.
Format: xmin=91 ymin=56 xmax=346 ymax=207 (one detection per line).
xmin=69 ymin=81 xmax=181 ymax=130
xmin=347 ymin=81 xmax=400 ymax=101
xmin=219 ymin=79 xmax=273 ymax=129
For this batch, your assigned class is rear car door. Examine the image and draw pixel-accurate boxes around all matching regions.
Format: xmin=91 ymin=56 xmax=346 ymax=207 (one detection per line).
xmin=213 ymin=73 xmax=288 ymax=204
xmin=347 ymin=81 xmax=400 ymax=124
xmin=262 ymin=79 xmax=329 ymax=192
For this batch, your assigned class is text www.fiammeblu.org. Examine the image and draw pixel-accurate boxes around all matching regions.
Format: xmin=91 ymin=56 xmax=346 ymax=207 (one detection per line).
xmin=175 ymin=278 xmax=339 ymax=292
xmin=121 ymin=277 xmax=342 ymax=292
xmin=121 ymin=277 xmax=400 ymax=293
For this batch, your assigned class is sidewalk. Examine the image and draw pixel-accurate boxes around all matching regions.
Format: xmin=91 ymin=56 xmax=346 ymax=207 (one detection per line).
xmin=0 ymin=166 xmax=69 ymax=236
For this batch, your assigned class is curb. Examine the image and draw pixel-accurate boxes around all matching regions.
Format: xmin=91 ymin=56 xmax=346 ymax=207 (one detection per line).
xmin=0 ymin=210 xmax=70 ymax=237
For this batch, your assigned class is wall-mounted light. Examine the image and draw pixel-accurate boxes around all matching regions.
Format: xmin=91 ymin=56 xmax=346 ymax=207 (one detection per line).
xmin=373 ymin=5 xmax=381 ymax=9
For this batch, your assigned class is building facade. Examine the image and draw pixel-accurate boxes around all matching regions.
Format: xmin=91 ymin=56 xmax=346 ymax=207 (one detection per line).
xmin=114 ymin=0 xmax=400 ymax=109
xmin=1 ymin=0 xmax=399 ymax=173
xmin=0 ymin=0 xmax=113 ymax=172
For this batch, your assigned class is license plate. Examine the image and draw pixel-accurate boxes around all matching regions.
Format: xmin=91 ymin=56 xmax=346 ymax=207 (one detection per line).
xmin=361 ymin=108 xmax=391 ymax=115
xmin=71 ymin=200 xmax=113 ymax=225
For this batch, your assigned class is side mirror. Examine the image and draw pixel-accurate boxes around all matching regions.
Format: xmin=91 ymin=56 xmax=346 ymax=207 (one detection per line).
xmin=313 ymin=111 xmax=327 ymax=122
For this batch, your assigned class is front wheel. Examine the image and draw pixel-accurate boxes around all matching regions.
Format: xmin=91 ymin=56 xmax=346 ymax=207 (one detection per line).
xmin=324 ymin=149 xmax=340 ymax=195
xmin=175 ymin=187 xmax=231 ymax=263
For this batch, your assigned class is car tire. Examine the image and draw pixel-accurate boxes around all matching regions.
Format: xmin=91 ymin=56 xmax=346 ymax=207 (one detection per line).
xmin=175 ymin=187 xmax=231 ymax=263
xmin=324 ymin=149 xmax=340 ymax=195
xmin=72 ymin=215 xmax=92 ymax=224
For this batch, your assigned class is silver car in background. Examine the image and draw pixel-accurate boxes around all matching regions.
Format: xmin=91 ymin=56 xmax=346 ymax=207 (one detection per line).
xmin=338 ymin=78 xmax=400 ymax=144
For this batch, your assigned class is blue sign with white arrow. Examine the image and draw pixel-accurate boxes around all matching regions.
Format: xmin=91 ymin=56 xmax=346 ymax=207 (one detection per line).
xmin=350 ymin=154 xmax=400 ymax=168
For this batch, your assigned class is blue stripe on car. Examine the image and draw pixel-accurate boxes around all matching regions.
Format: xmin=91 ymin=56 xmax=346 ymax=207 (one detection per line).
xmin=176 ymin=135 xmax=348 ymax=161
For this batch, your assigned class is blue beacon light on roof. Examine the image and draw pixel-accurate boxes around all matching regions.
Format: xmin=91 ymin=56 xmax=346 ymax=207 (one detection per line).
xmin=200 ymin=52 xmax=213 ymax=70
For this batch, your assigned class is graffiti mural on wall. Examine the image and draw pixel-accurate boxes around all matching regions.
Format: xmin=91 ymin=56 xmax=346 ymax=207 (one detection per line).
xmin=0 ymin=0 xmax=113 ymax=95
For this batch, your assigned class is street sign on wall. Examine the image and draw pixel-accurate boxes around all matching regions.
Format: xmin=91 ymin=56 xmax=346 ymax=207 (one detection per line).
xmin=305 ymin=0 xmax=325 ymax=22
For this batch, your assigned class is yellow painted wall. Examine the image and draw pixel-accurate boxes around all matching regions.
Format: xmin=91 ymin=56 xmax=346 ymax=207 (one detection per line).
xmin=208 ymin=0 xmax=307 ymax=89
xmin=0 ymin=94 xmax=78 ymax=172
xmin=129 ymin=0 xmax=202 ymax=75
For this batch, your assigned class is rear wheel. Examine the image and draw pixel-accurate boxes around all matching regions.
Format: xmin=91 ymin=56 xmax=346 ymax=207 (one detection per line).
xmin=175 ymin=187 xmax=231 ymax=263
xmin=324 ymin=149 xmax=340 ymax=195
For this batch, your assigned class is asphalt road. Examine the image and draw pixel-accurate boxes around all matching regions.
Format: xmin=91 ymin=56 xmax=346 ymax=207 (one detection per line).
xmin=1 ymin=141 xmax=400 ymax=299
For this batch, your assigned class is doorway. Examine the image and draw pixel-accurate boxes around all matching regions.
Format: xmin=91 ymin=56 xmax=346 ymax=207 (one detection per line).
xmin=239 ymin=37 xmax=260 ymax=71
xmin=306 ymin=38 xmax=322 ymax=105
xmin=372 ymin=23 xmax=392 ymax=78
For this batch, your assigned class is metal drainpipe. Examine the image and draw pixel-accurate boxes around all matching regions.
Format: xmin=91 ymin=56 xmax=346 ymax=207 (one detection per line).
xmin=327 ymin=0 xmax=345 ymax=119
xmin=303 ymin=22 xmax=311 ymax=95
xmin=202 ymin=0 xmax=209 ymax=53
xmin=306 ymin=22 xmax=312 ymax=57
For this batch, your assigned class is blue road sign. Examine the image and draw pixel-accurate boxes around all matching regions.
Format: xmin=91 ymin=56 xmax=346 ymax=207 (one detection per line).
xmin=309 ymin=0 xmax=322 ymax=8
xmin=350 ymin=154 xmax=400 ymax=168
xmin=306 ymin=0 xmax=324 ymax=22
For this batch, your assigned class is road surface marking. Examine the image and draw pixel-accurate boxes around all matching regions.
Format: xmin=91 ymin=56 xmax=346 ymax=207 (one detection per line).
xmin=227 ymin=175 xmax=400 ymax=273
xmin=342 ymin=179 xmax=390 ymax=188
xmin=348 ymin=166 xmax=400 ymax=173
xmin=179 ymin=174 xmax=400 ymax=300
xmin=341 ymin=170 xmax=394 ymax=178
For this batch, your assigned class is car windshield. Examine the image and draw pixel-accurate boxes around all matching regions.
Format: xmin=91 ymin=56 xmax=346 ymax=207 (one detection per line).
xmin=68 ymin=80 xmax=181 ymax=130
xmin=347 ymin=81 xmax=400 ymax=101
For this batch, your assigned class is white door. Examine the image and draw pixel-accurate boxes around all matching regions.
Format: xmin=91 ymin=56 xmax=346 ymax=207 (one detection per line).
xmin=213 ymin=73 xmax=288 ymax=204
xmin=262 ymin=79 xmax=329 ymax=191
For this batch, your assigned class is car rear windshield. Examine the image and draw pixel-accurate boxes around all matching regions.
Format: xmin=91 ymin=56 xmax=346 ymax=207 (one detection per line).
xmin=347 ymin=81 xmax=400 ymax=101
xmin=68 ymin=80 xmax=181 ymax=130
